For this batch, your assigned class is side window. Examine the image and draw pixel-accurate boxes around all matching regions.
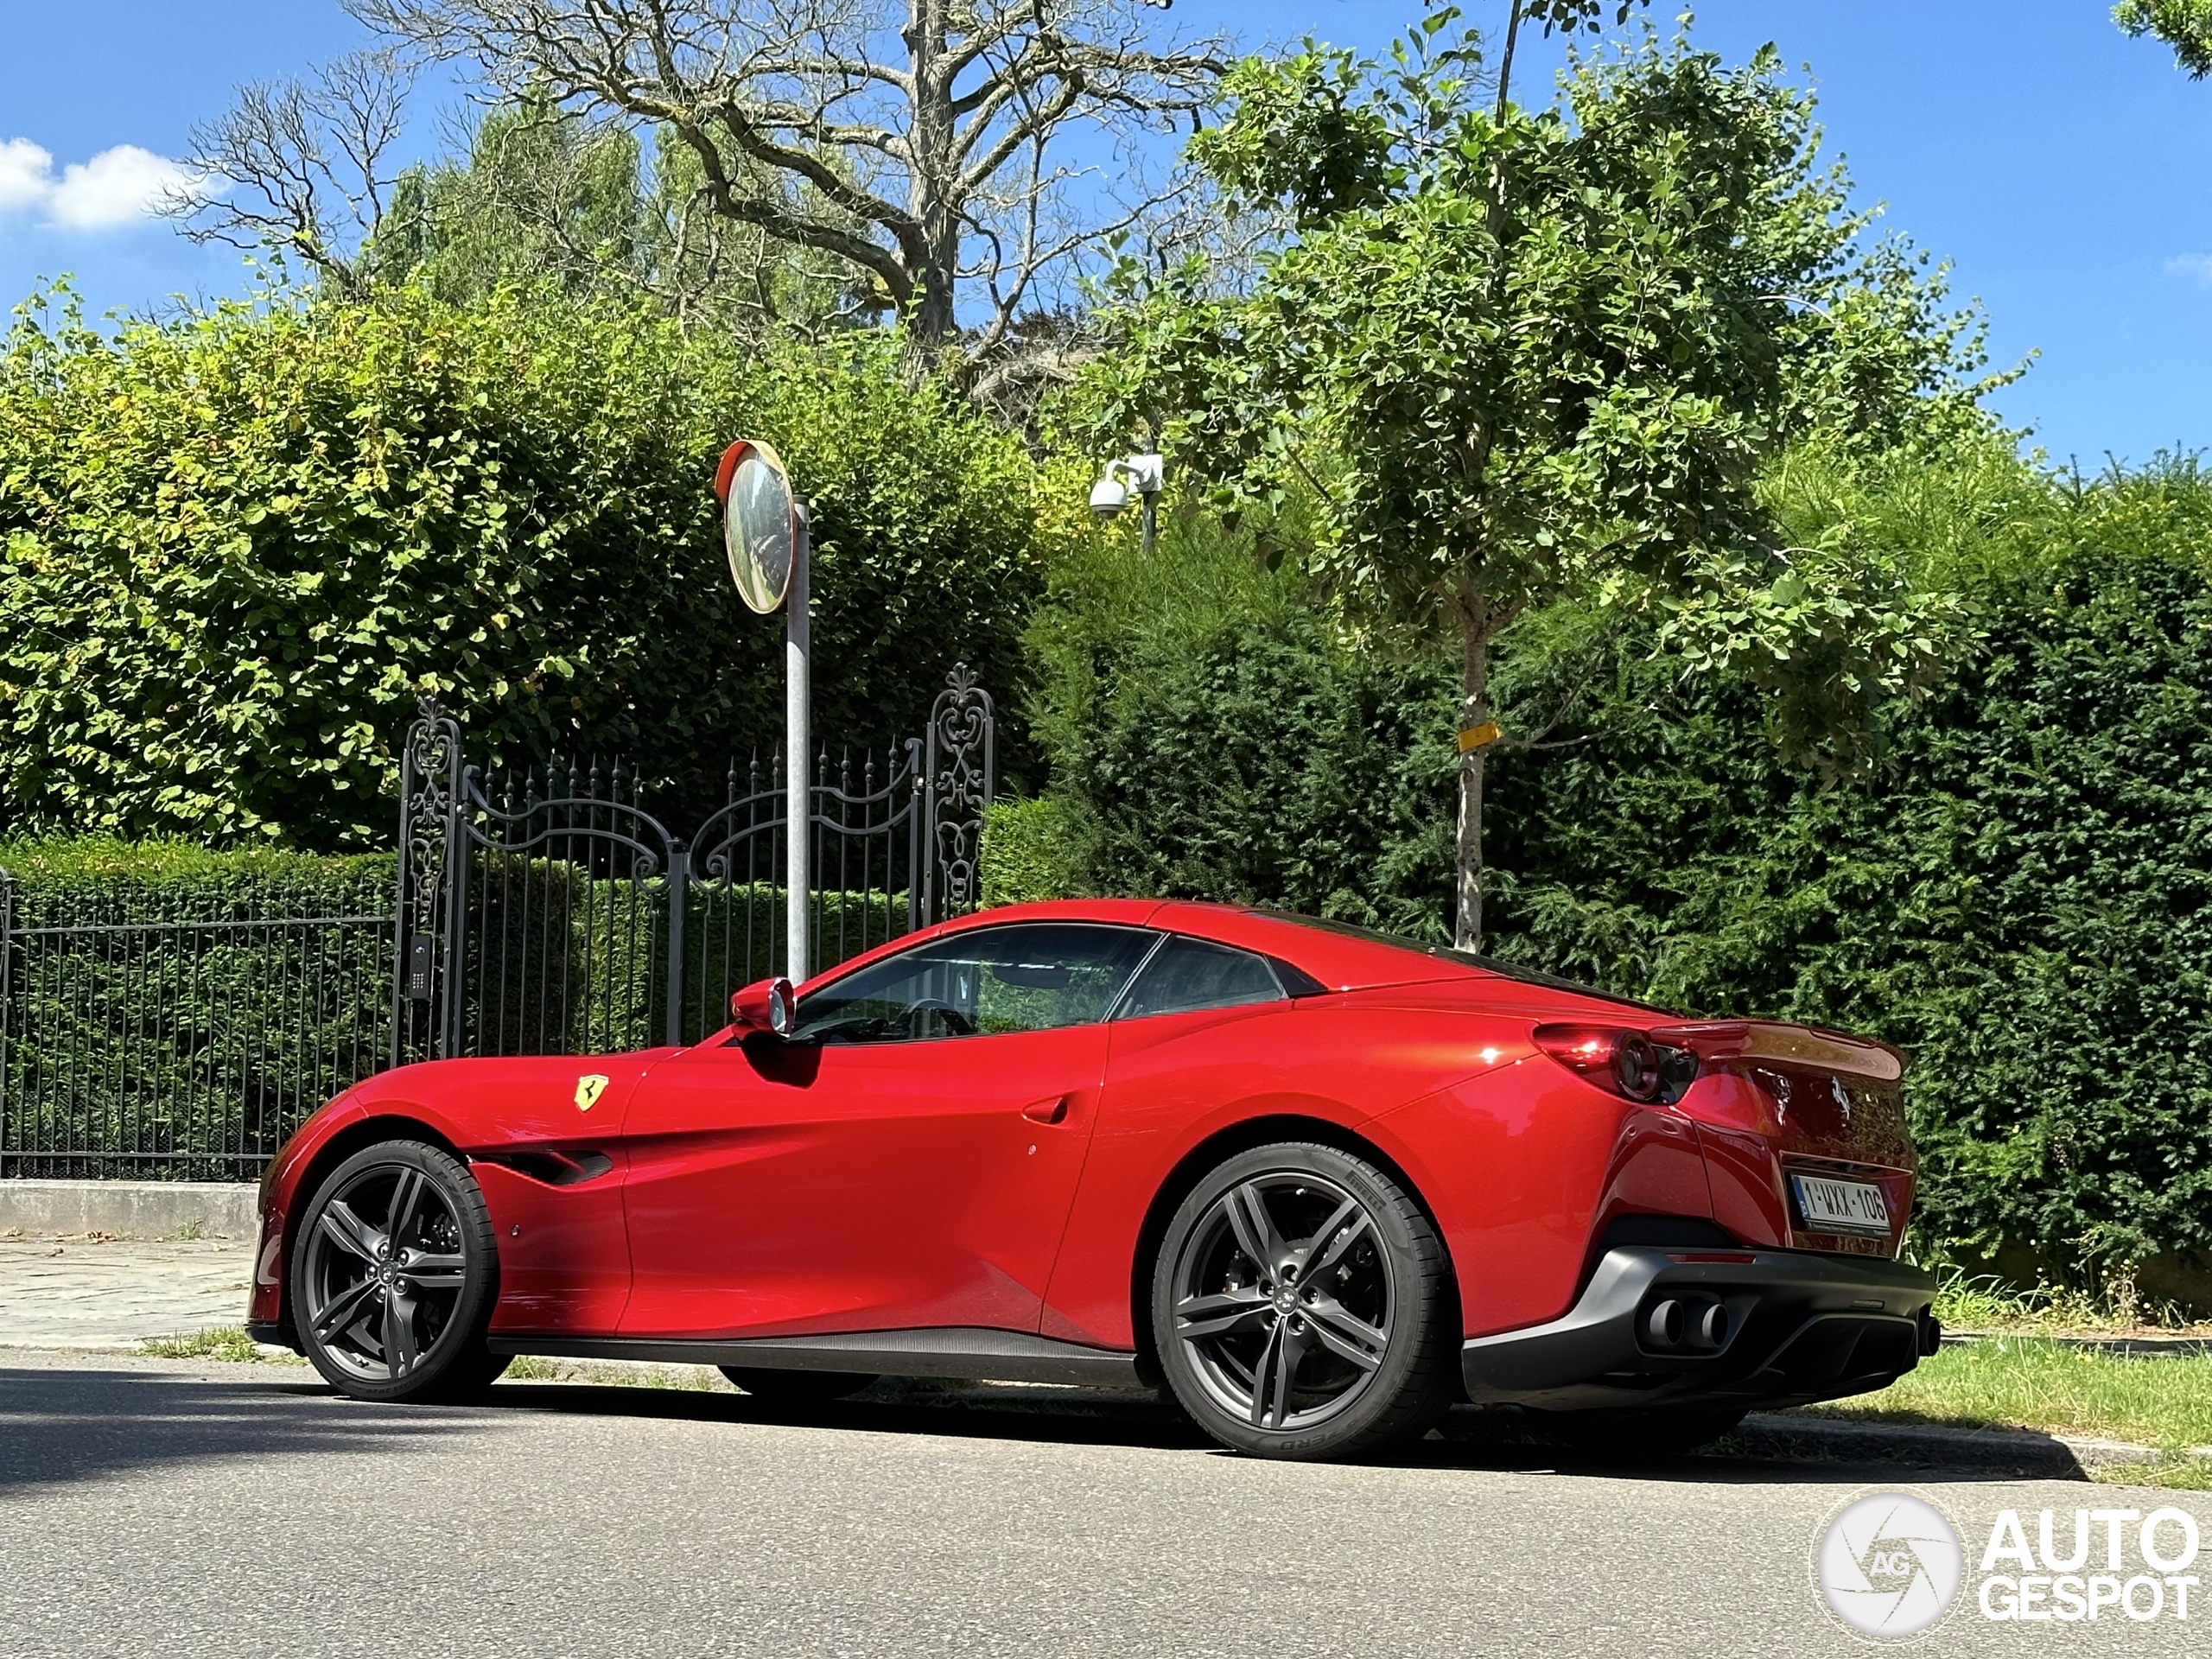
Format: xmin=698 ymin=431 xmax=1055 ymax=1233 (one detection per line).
xmin=787 ymin=924 xmax=1155 ymax=1045
xmin=1116 ymin=936 xmax=1286 ymax=1021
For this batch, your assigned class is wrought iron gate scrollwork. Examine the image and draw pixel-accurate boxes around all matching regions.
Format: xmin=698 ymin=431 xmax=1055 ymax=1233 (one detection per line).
xmin=391 ymin=699 xmax=463 ymax=1067
xmin=925 ymin=664 xmax=995 ymax=920
xmin=395 ymin=664 xmax=995 ymax=1063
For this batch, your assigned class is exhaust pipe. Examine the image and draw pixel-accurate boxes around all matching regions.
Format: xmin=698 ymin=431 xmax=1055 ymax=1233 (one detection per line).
xmin=1642 ymin=1297 xmax=1729 ymax=1353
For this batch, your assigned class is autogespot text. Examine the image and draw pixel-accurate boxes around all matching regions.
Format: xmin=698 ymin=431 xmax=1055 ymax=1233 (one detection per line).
xmin=1977 ymin=1507 xmax=2199 ymax=1623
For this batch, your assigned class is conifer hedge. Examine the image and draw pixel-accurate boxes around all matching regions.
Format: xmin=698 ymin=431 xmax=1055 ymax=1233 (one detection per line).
xmin=1019 ymin=463 xmax=2212 ymax=1281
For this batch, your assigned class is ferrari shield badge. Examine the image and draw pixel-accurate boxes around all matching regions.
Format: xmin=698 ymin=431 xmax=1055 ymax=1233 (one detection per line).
xmin=573 ymin=1074 xmax=609 ymax=1113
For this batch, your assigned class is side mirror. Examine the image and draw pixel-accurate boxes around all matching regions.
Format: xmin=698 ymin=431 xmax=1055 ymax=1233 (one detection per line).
xmin=731 ymin=976 xmax=798 ymax=1038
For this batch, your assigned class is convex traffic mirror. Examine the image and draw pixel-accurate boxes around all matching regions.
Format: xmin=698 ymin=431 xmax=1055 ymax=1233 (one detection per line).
xmin=715 ymin=439 xmax=798 ymax=614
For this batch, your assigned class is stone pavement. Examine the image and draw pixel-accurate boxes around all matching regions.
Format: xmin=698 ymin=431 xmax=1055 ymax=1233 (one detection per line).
xmin=0 ymin=1236 xmax=255 ymax=1350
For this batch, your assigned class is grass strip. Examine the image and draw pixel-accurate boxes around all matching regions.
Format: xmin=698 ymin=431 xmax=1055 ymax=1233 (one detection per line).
xmin=1809 ymin=1337 xmax=2212 ymax=1452
xmin=140 ymin=1326 xmax=306 ymax=1365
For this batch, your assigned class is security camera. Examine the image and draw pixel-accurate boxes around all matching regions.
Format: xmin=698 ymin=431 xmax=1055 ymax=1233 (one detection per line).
xmin=1090 ymin=476 xmax=1130 ymax=519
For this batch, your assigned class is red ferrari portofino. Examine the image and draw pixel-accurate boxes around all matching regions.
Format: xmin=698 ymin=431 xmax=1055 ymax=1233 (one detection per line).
xmin=247 ymin=900 xmax=1936 ymax=1459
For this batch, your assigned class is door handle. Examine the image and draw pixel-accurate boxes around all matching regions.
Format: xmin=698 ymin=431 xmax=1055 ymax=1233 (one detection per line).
xmin=1021 ymin=1094 xmax=1071 ymax=1125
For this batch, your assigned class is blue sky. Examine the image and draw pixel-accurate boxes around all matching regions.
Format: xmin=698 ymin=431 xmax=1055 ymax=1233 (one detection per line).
xmin=3 ymin=1 xmax=2207 ymax=465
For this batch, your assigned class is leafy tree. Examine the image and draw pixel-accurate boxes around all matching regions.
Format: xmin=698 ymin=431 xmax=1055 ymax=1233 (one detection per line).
xmin=2115 ymin=0 xmax=2212 ymax=77
xmin=368 ymin=101 xmax=856 ymax=335
xmin=1019 ymin=449 xmax=2212 ymax=1281
xmin=1077 ymin=6 xmax=1993 ymax=950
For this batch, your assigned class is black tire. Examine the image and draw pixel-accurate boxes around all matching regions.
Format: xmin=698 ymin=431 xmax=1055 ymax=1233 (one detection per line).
xmin=1537 ymin=1408 xmax=1745 ymax=1457
xmin=718 ymin=1367 xmax=878 ymax=1402
xmin=1151 ymin=1141 xmax=1457 ymax=1460
xmin=290 ymin=1139 xmax=504 ymax=1404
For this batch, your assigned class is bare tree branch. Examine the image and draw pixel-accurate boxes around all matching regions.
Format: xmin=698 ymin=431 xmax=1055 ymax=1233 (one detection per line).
xmin=344 ymin=0 xmax=1227 ymax=365
xmin=162 ymin=50 xmax=414 ymax=296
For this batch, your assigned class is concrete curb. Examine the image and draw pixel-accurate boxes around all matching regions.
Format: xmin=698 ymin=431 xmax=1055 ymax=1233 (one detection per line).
xmin=0 ymin=1180 xmax=258 ymax=1241
xmin=1740 ymin=1410 xmax=2212 ymax=1477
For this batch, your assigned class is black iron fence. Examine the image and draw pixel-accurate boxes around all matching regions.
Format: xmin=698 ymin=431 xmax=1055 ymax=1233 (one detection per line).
xmin=0 ymin=870 xmax=396 ymax=1179
xmin=0 ymin=666 xmax=995 ymax=1179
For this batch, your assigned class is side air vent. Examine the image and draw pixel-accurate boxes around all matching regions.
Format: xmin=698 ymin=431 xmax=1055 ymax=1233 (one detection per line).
xmin=480 ymin=1150 xmax=614 ymax=1187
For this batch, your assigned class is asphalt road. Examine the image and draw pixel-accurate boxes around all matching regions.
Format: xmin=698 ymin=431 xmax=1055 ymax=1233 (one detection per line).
xmin=1 ymin=1351 xmax=2203 ymax=1659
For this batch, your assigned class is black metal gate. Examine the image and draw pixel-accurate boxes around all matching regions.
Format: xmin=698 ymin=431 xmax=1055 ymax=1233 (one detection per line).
xmin=391 ymin=664 xmax=995 ymax=1064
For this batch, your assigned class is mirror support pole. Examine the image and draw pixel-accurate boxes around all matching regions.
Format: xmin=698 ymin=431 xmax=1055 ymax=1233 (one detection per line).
xmin=786 ymin=504 xmax=810 ymax=983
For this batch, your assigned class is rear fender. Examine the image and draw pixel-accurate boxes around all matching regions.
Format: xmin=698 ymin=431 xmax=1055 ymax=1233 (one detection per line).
xmin=1375 ymin=1064 xmax=1713 ymax=1342
xmin=1041 ymin=1090 xmax=1383 ymax=1351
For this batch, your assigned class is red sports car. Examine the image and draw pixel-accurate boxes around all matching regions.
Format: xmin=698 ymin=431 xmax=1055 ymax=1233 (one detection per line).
xmin=247 ymin=900 xmax=1936 ymax=1459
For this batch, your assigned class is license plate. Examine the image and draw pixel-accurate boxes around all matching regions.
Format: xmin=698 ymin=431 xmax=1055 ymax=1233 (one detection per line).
xmin=1790 ymin=1173 xmax=1892 ymax=1235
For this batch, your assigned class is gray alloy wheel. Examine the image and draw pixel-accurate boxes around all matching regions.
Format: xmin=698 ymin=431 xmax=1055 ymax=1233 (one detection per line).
xmin=718 ymin=1367 xmax=879 ymax=1402
xmin=291 ymin=1140 xmax=506 ymax=1403
xmin=1152 ymin=1141 xmax=1456 ymax=1460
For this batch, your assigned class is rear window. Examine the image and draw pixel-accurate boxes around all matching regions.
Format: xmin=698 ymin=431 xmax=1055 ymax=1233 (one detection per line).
xmin=1256 ymin=910 xmax=1667 ymax=1013
xmin=1116 ymin=937 xmax=1285 ymax=1020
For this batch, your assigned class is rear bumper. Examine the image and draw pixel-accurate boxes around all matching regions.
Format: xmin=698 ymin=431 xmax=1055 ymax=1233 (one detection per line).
xmin=1461 ymin=1246 xmax=1937 ymax=1413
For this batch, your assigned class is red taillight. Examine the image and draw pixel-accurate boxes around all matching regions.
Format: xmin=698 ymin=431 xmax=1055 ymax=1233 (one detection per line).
xmin=1533 ymin=1023 xmax=1692 ymax=1103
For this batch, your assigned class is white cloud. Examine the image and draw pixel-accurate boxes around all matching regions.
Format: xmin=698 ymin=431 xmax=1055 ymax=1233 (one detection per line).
xmin=0 ymin=137 xmax=194 ymax=229
xmin=0 ymin=138 xmax=52 ymax=212
xmin=48 ymin=144 xmax=194 ymax=227
xmin=2165 ymin=253 xmax=2212 ymax=284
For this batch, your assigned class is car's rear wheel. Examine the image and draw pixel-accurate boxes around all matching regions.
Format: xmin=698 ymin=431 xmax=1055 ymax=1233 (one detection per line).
xmin=1151 ymin=1141 xmax=1456 ymax=1460
xmin=718 ymin=1367 xmax=878 ymax=1402
xmin=291 ymin=1140 xmax=505 ymax=1403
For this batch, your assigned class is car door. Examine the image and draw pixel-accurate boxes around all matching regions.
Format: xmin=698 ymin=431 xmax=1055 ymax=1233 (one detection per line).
xmin=618 ymin=921 xmax=1159 ymax=1340
xmin=1042 ymin=934 xmax=1310 ymax=1348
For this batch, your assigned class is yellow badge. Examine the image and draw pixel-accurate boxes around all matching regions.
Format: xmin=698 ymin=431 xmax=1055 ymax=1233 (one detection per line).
xmin=573 ymin=1074 xmax=609 ymax=1112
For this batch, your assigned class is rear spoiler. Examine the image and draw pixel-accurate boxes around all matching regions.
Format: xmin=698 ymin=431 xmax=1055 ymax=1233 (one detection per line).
xmin=1649 ymin=1020 xmax=1904 ymax=1084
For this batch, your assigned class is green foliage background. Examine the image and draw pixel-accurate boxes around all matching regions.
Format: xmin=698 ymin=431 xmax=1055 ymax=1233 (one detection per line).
xmin=1016 ymin=454 xmax=2212 ymax=1276
xmin=0 ymin=285 xmax=1052 ymax=849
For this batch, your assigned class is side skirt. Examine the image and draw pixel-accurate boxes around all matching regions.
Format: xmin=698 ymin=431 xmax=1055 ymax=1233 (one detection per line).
xmin=486 ymin=1325 xmax=1144 ymax=1389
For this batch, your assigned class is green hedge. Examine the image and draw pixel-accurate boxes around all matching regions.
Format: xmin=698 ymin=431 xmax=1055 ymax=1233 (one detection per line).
xmin=0 ymin=839 xmax=397 ymax=1179
xmin=0 ymin=287 xmax=1052 ymax=849
xmin=1025 ymin=464 xmax=2212 ymax=1281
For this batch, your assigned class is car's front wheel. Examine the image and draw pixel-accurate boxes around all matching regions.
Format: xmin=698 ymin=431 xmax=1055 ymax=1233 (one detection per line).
xmin=290 ymin=1139 xmax=506 ymax=1403
xmin=1151 ymin=1141 xmax=1457 ymax=1459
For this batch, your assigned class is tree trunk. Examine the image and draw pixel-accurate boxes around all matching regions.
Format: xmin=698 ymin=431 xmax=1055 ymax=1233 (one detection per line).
xmin=906 ymin=0 xmax=958 ymax=351
xmin=910 ymin=247 xmax=959 ymax=346
xmin=1455 ymin=603 xmax=1491 ymax=953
